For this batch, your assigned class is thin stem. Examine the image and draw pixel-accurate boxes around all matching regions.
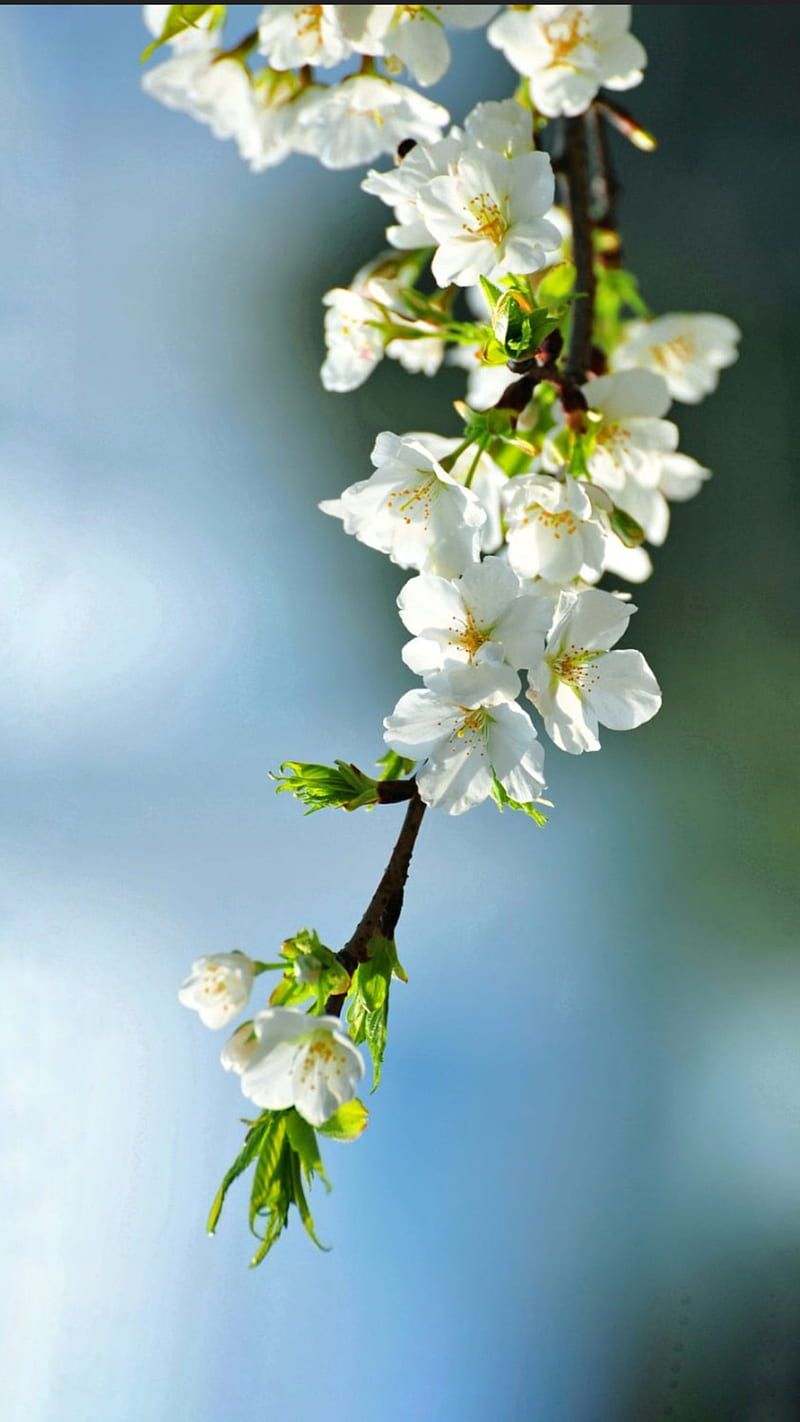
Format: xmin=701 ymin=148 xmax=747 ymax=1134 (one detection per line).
xmin=326 ymin=792 xmax=427 ymax=1015
xmin=563 ymin=114 xmax=596 ymax=384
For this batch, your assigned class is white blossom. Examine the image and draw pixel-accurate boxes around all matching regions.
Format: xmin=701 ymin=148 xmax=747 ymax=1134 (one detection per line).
xmin=463 ymin=97 xmax=535 ymax=157
xmin=362 ymin=132 xmax=465 ymax=249
xmin=504 ymin=473 xmax=607 ymax=583
xmin=398 ymin=557 xmax=552 ymax=678
xmin=320 ymin=431 xmax=485 ymax=575
xmin=178 ymin=952 xmax=255 ymax=1030
xmin=220 ymin=1020 xmax=262 ymax=1074
xmin=405 ymin=432 xmax=508 ymax=552
xmin=576 ymin=369 xmax=678 ymax=495
xmin=611 ymin=313 xmax=742 ymax=404
xmin=658 ymin=450 xmax=711 ymax=503
xmin=232 ymin=1006 xmax=365 ymax=1127
xmin=321 ymin=255 xmax=445 ymax=391
xmin=527 ymin=587 xmax=661 ymax=753
xmin=321 ymin=287 xmax=387 ymax=392
xmin=418 ymin=149 xmax=560 ymax=287
xmin=488 ymin=4 xmax=647 ymax=118
xmin=607 ymin=447 xmax=712 ymax=551
xmin=257 ymin=5 xmax=354 ymax=69
xmin=369 ymin=5 xmax=501 ymax=87
xmin=142 ymin=51 xmax=262 ymax=158
xmin=384 ymin=658 xmax=547 ymax=815
xmin=295 ymin=75 xmax=449 ymax=169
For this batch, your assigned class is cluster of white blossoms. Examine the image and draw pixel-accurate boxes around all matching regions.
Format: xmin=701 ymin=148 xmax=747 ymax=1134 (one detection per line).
xmin=179 ymin=952 xmax=365 ymax=1127
xmin=141 ymin=5 xmax=504 ymax=170
xmin=156 ymin=4 xmax=742 ymax=1261
xmin=143 ymin=5 xmax=740 ymax=824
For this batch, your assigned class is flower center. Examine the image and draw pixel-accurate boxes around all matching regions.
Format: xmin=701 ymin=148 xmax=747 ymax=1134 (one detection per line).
xmin=523 ymin=505 xmax=578 ymax=539
xmin=463 ymin=191 xmax=508 ymax=248
xmin=550 ymin=642 xmax=601 ymax=691
xmin=448 ymin=706 xmax=491 ymax=755
xmin=385 ymin=473 xmax=439 ymax=525
xmin=544 ymin=12 xmax=589 ymax=67
xmin=653 ymin=334 xmax=694 ymax=371
xmin=450 ymin=610 xmax=488 ymax=660
xmin=296 ymin=6 xmax=324 ymax=43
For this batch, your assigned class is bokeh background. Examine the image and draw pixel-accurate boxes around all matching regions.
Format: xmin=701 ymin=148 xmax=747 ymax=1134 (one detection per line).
xmin=2 ymin=6 xmax=799 ymax=1420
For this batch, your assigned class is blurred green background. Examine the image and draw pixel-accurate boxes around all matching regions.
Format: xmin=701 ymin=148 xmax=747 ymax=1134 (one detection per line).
xmin=1 ymin=6 xmax=799 ymax=1421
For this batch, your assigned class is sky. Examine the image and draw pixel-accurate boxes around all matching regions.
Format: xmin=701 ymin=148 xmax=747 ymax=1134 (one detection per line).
xmin=2 ymin=8 xmax=800 ymax=1422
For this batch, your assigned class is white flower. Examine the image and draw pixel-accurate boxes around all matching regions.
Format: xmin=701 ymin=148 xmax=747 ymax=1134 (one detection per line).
xmin=321 ymin=287 xmax=386 ymax=392
xmin=463 ymin=97 xmax=535 ymax=157
xmin=319 ymin=431 xmax=485 ymax=576
xmin=384 ymin=659 xmax=547 ymax=815
xmin=418 ymin=149 xmax=560 ymax=287
xmin=178 ymin=952 xmax=255 ymax=1029
xmin=527 ymin=587 xmax=661 ymax=753
xmin=257 ymin=4 xmax=353 ymax=69
xmin=220 ymin=1021 xmax=261 ymax=1074
xmin=504 ymin=473 xmax=607 ymax=583
xmin=576 ymin=370 xmax=678 ymax=494
xmin=321 ymin=255 xmax=445 ymax=391
xmin=358 ymin=5 xmax=501 ymax=87
xmin=295 ymin=75 xmax=449 ymax=169
xmin=232 ymin=1006 xmax=365 ymax=1127
xmin=488 ymin=4 xmax=647 ymax=118
xmin=398 ymin=557 xmax=552 ymax=678
xmin=611 ymin=313 xmax=742 ymax=404
xmin=142 ymin=51 xmax=261 ymax=157
xmin=362 ymin=132 xmax=465 ymax=249
xmin=658 ymin=450 xmax=711 ymax=503
xmin=405 ymin=432 xmax=508 ymax=552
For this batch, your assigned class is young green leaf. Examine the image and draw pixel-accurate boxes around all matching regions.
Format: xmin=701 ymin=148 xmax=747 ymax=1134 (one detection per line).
xmin=207 ymin=1111 xmax=271 ymax=1235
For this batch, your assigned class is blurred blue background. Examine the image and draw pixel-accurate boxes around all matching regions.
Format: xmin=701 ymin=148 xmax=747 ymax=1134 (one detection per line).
xmin=2 ymin=7 xmax=799 ymax=1421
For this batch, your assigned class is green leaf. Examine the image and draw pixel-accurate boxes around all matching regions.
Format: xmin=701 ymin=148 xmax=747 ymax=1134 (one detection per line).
xmin=249 ymin=1114 xmax=288 ymax=1229
xmin=346 ymin=935 xmax=407 ymax=1089
xmin=318 ymin=1098 xmax=369 ymax=1141
xmin=490 ymin=775 xmax=549 ymax=826
xmin=536 ymin=261 xmax=576 ymax=307
xmin=141 ymin=4 xmax=222 ymax=61
xmin=478 ymin=275 xmax=503 ymax=308
xmin=375 ymin=749 xmax=415 ymax=781
xmin=288 ymin=1150 xmax=328 ymax=1251
xmin=286 ymin=1109 xmax=330 ymax=1188
xmin=207 ymin=1111 xmax=271 ymax=1234
xmin=271 ymin=759 xmax=380 ymax=813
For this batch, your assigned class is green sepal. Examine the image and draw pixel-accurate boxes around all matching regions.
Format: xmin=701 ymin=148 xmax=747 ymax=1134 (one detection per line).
xmin=140 ymin=4 xmax=223 ymax=61
xmin=609 ymin=506 xmax=646 ymax=547
xmin=490 ymin=775 xmax=549 ymax=826
xmin=271 ymin=759 xmax=381 ymax=813
xmin=318 ymin=1099 xmax=369 ymax=1141
xmin=270 ymin=928 xmax=350 ymax=1011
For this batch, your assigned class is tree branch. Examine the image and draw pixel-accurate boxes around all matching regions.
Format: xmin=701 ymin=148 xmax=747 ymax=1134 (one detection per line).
xmin=563 ymin=114 xmax=596 ymax=384
xmin=326 ymin=791 xmax=426 ymax=1015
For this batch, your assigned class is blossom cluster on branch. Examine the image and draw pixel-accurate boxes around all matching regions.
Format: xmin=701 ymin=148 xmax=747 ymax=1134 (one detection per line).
xmin=144 ymin=4 xmax=740 ymax=1264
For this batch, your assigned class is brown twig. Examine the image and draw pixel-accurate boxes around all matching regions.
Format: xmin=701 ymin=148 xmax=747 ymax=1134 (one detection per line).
xmin=563 ymin=114 xmax=596 ymax=384
xmin=326 ymin=791 xmax=426 ymax=1015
